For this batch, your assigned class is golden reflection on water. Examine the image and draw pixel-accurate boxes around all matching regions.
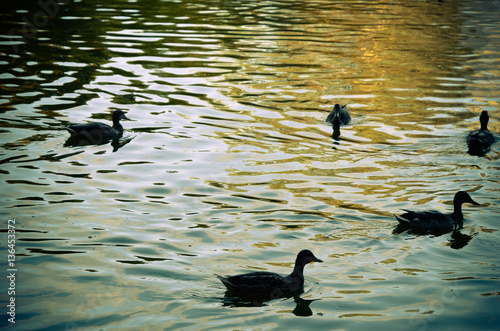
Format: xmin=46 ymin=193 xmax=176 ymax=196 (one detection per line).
xmin=218 ymin=0 xmax=475 ymax=130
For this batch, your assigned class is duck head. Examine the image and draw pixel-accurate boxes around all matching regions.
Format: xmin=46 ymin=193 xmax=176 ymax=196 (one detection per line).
xmin=295 ymin=249 xmax=323 ymax=266
xmin=112 ymin=109 xmax=131 ymax=124
xmin=454 ymin=191 xmax=479 ymax=207
xmin=479 ymin=110 xmax=489 ymax=130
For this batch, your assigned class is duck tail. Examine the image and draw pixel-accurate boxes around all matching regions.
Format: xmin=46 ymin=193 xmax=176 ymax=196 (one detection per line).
xmin=216 ymin=274 xmax=235 ymax=291
xmin=67 ymin=126 xmax=77 ymax=135
xmin=393 ymin=214 xmax=410 ymax=224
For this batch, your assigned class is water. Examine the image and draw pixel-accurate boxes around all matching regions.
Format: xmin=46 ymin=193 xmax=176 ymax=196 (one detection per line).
xmin=1 ymin=0 xmax=499 ymax=330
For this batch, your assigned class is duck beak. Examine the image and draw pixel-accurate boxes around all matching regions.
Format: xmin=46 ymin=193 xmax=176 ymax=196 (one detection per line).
xmin=314 ymin=257 xmax=323 ymax=263
xmin=122 ymin=115 xmax=132 ymax=121
xmin=470 ymin=199 xmax=480 ymax=206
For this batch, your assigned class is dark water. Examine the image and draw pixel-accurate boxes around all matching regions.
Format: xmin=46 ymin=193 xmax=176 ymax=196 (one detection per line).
xmin=1 ymin=0 xmax=499 ymax=330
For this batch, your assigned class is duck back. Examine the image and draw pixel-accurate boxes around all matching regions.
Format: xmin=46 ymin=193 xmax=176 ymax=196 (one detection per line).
xmin=326 ymin=104 xmax=351 ymax=126
xmin=467 ymin=110 xmax=495 ymax=156
xmin=396 ymin=210 xmax=456 ymax=230
xmin=467 ymin=130 xmax=494 ymax=156
xmin=67 ymin=121 xmax=123 ymax=141
xmin=219 ymin=272 xmax=300 ymax=299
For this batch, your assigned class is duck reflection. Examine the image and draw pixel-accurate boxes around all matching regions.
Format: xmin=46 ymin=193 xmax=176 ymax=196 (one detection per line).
xmin=331 ymin=118 xmax=341 ymax=141
xmin=292 ymin=295 xmax=319 ymax=317
xmin=220 ymin=288 xmax=304 ymax=308
xmin=64 ymin=135 xmax=135 ymax=152
xmin=111 ymin=135 xmax=135 ymax=152
xmin=221 ymin=291 xmax=319 ymax=316
xmin=448 ymin=230 xmax=476 ymax=250
xmin=393 ymin=225 xmax=475 ymax=250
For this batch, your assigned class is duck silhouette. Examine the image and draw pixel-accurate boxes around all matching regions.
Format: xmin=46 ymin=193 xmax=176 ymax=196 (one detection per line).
xmin=467 ymin=110 xmax=495 ymax=156
xmin=217 ymin=250 xmax=322 ymax=301
xmin=66 ymin=109 xmax=131 ymax=145
xmin=394 ymin=191 xmax=479 ymax=235
xmin=326 ymin=104 xmax=351 ymax=126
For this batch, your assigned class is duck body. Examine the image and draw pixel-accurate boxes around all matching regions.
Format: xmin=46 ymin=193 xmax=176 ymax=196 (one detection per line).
xmin=467 ymin=111 xmax=495 ymax=156
xmin=218 ymin=249 xmax=322 ymax=300
xmin=66 ymin=109 xmax=130 ymax=143
xmin=326 ymin=104 xmax=351 ymax=126
xmin=219 ymin=271 xmax=303 ymax=299
xmin=394 ymin=191 xmax=479 ymax=234
xmin=395 ymin=210 xmax=461 ymax=234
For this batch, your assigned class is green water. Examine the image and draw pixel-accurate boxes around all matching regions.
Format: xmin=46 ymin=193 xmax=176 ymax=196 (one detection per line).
xmin=1 ymin=0 xmax=499 ymax=330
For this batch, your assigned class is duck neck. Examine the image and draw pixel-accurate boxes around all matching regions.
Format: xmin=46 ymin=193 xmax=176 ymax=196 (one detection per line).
xmin=480 ymin=113 xmax=489 ymax=130
xmin=291 ymin=259 xmax=306 ymax=278
xmin=112 ymin=117 xmax=123 ymax=130
xmin=452 ymin=202 xmax=464 ymax=226
xmin=286 ymin=264 xmax=304 ymax=290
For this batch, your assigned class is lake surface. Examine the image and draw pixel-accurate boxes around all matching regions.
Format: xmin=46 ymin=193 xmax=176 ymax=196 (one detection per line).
xmin=1 ymin=0 xmax=499 ymax=330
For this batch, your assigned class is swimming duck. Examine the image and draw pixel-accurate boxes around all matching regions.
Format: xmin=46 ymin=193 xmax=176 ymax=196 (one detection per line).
xmin=467 ymin=110 xmax=495 ymax=156
xmin=394 ymin=191 xmax=479 ymax=234
xmin=218 ymin=249 xmax=323 ymax=300
xmin=326 ymin=104 xmax=351 ymax=126
xmin=66 ymin=109 xmax=130 ymax=143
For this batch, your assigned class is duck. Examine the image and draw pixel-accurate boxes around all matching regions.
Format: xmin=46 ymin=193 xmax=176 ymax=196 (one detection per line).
xmin=467 ymin=110 xmax=495 ymax=156
xmin=326 ymin=104 xmax=351 ymax=126
xmin=66 ymin=109 xmax=130 ymax=142
xmin=217 ymin=249 xmax=323 ymax=300
xmin=394 ymin=191 xmax=479 ymax=234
